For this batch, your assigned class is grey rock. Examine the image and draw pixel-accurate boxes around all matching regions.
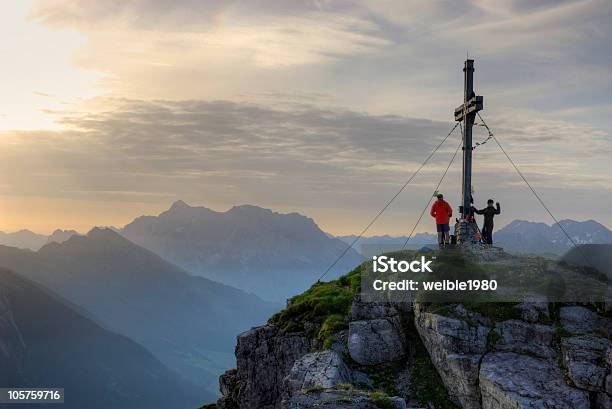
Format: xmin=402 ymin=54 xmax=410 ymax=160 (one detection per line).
xmin=348 ymin=317 xmax=406 ymax=365
xmin=233 ymin=325 xmax=314 ymax=409
xmin=330 ymin=329 xmax=349 ymax=356
xmin=448 ymin=303 xmax=492 ymax=327
xmin=219 ymin=369 xmax=238 ymax=397
xmin=606 ymin=374 xmax=612 ymax=395
xmin=414 ymin=303 xmax=490 ymax=409
xmin=493 ymin=319 xmax=556 ymax=359
xmin=479 ymin=352 xmax=590 ymax=409
xmin=283 ymin=389 xmax=407 ymax=409
xmin=560 ymin=306 xmax=600 ymax=334
xmin=351 ymin=298 xmax=399 ymax=321
xmin=561 ymin=335 xmax=611 ymax=392
xmin=515 ymin=302 xmax=549 ymax=323
xmin=217 ymin=369 xmax=240 ymax=409
xmin=284 ymin=351 xmax=352 ymax=395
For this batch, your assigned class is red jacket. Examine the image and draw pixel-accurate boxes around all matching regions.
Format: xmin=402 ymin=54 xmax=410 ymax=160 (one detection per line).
xmin=430 ymin=199 xmax=452 ymax=225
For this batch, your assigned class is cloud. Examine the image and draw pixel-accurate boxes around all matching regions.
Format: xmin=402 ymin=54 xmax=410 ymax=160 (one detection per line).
xmin=31 ymin=0 xmax=390 ymax=70
xmin=26 ymin=0 xmax=612 ymax=130
xmin=1 ymin=99 xmax=608 ymax=211
xmin=4 ymin=1 xmax=610 ymax=232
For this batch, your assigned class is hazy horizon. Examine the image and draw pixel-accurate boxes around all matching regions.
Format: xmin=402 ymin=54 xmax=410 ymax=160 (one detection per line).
xmin=1 ymin=0 xmax=610 ymax=235
xmin=2 ymin=199 xmax=610 ymax=237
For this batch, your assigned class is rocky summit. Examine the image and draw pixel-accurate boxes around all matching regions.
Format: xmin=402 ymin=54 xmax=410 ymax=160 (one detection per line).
xmin=204 ymin=249 xmax=612 ymax=409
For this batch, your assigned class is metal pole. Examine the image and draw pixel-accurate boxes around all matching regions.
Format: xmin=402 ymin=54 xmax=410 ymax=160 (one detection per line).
xmin=461 ymin=59 xmax=475 ymax=218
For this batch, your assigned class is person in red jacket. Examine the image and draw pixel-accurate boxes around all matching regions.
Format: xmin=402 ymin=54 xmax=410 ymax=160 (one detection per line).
xmin=430 ymin=193 xmax=453 ymax=248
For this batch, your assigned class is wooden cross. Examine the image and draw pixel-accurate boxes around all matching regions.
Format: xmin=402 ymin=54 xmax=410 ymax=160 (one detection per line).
xmin=454 ymin=59 xmax=483 ymax=219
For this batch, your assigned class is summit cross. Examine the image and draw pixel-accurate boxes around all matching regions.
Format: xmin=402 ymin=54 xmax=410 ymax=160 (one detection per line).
xmin=454 ymin=59 xmax=483 ymax=219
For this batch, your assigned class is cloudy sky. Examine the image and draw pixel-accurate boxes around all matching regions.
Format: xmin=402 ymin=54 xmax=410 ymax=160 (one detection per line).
xmin=0 ymin=0 xmax=610 ymax=235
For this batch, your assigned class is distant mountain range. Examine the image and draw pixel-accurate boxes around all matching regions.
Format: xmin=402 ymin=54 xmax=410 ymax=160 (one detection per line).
xmin=0 ymin=267 xmax=203 ymax=409
xmin=339 ymin=219 xmax=612 ymax=257
xmin=120 ymin=201 xmax=361 ymax=301
xmin=493 ymin=219 xmax=612 ymax=255
xmin=561 ymin=244 xmax=612 ymax=276
xmin=0 ymin=228 xmax=80 ymax=250
xmin=0 ymin=229 xmax=47 ymax=250
xmin=0 ymin=228 xmax=277 ymax=396
xmin=46 ymin=228 xmax=80 ymax=244
xmin=337 ymin=233 xmax=437 ymax=253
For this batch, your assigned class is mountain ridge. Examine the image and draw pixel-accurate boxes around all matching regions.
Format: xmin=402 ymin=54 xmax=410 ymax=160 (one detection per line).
xmin=120 ymin=200 xmax=361 ymax=302
xmin=0 ymin=229 xmax=47 ymax=251
xmin=338 ymin=219 xmax=612 ymax=256
xmin=0 ymin=227 xmax=277 ymax=396
xmin=0 ymin=266 xmax=205 ymax=409
xmin=494 ymin=218 xmax=612 ymax=255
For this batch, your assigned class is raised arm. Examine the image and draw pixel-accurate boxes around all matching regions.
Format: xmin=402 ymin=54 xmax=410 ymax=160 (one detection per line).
xmin=495 ymin=202 xmax=501 ymax=214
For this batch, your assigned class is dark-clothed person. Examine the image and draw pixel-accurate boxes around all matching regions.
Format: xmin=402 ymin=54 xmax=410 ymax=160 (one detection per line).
xmin=475 ymin=199 xmax=501 ymax=245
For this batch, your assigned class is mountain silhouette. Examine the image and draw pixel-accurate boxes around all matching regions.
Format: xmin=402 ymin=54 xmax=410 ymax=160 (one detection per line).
xmin=0 ymin=228 xmax=277 ymax=396
xmin=0 ymin=267 xmax=204 ymax=409
xmin=561 ymin=243 xmax=612 ymax=277
xmin=120 ymin=201 xmax=361 ymax=301
xmin=46 ymin=228 xmax=80 ymax=244
xmin=337 ymin=233 xmax=438 ymax=253
xmin=494 ymin=219 xmax=612 ymax=255
xmin=0 ymin=229 xmax=47 ymax=250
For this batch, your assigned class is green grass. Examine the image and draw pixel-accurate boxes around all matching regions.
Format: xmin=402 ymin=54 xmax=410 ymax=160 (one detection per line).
xmin=319 ymin=314 xmax=347 ymax=349
xmin=304 ymin=386 xmax=325 ymax=394
xmin=369 ymin=391 xmax=396 ymax=409
xmin=336 ymin=383 xmax=354 ymax=391
xmin=269 ymin=266 xmax=361 ymax=344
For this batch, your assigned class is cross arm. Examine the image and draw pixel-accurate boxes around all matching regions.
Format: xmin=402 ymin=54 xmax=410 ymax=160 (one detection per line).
xmin=454 ymin=95 xmax=484 ymax=121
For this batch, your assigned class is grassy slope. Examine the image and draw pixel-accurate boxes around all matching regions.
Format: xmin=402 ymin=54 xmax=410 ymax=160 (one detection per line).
xmin=269 ymin=265 xmax=361 ymax=347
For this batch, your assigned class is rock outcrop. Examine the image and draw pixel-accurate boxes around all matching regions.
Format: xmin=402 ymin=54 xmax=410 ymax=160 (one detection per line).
xmin=515 ymin=302 xmax=550 ymax=323
xmin=230 ymin=325 xmax=315 ymax=409
xmin=211 ymin=249 xmax=612 ymax=409
xmin=215 ymin=300 xmax=612 ymax=409
xmin=215 ymin=322 xmax=410 ymax=409
xmin=560 ymin=306 xmax=603 ymax=335
xmin=414 ymin=303 xmax=489 ymax=409
xmin=492 ymin=319 xmax=556 ymax=360
xmin=348 ymin=318 xmax=406 ymax=365
xmin=561 ymin=335 xmax=611 ymax=392
xmin=284 ymin=351 xmax=352 ymax=394
xmin=348 ymin=298 xmax=408 ymax=365
xmin=479 ymin=352 xmax=589 ymax=409
xmin=284 ymin=388 xmax=407 ymax=409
